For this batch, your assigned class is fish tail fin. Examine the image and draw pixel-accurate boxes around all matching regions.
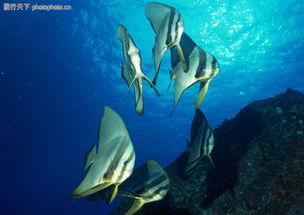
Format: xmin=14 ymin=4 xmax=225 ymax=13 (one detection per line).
xmin=175 ymin=44 xmax=188 ymax=72
xmin=142 ymin=74 xmax=160 ymax=96
xmin=194 ymin=80 xmax=210 ymax=109
xmin=125 ymin=199 xmax=144 ymax=215
xmin=106 ymin=185 xmax=118 ymax=205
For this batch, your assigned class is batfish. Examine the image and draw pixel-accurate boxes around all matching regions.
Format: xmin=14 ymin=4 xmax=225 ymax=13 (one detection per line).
xmin=145 ymin=2 xmax=187 ymax=85
xmin=88 ymin=160 xmax=169 ymax=215
xmin=184 ymin=109 xmax=214 ymax=176
xmin=118 ymin=24 xmax=160 ymax=115
xmin=71 ymin=106 xmax=135 ymax=205
xmin=169 ymin=33 xmax=220 ymax=115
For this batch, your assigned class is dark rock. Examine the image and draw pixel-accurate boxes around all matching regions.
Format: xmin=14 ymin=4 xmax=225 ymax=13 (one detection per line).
xmin=112 ymin=89 xmax=304 ymax=215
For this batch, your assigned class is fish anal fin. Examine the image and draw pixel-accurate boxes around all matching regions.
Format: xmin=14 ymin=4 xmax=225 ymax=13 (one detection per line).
xmin=125 ymin=199 xmax=144 ymax=215
xmin=169 ymin=106 xmax=176 ymax=118
xmin=83 ymin=144 xmax=97 ymax=171
xmin=167 ymin=70 xmax=174 ymax=92
xmin=194 ymin=80 xmax=210 ymax=109
xmin=70 ymin=181 xmax=112 ymax=200
xmin=106 ymin=185 xmax=118 ymax=205
xmin=117 ymin=25 xmax=127 ymax=43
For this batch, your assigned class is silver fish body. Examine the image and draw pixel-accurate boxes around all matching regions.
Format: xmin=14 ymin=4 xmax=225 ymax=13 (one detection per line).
xmin=184 ymin=109 xmax=214 ymax=175
xmin=145 ymin=2 xmax=187 ymax=85
xmin=170 ymin=33 xmax=220 ymax=110
xmin=88 ymin=160 xmax=169 ymax=215
xmin=118 ymin=24 xmax=160 ymax=115
xmin=71 ymin=107 xmax=135 ymax=200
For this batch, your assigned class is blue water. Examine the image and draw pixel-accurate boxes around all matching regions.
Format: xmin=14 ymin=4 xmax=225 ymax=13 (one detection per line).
xmin=1 ymin=0 xmax=304 ymax=214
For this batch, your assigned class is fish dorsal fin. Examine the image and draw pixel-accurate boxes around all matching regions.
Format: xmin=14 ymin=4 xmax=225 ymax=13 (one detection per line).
xmin=145 ymin=2 xmax=173 ymax=34
xmin=83 ymin=144 xmax=97 ymax=171
xmin=121 ymin=62 xmax=144 ymax=115
xmin=146 ymin=160 xmax=163 ymax=176
xmin=190 ymin=109 xmax=206 ymax=142
xmin=98 ymin=107 xmax=129 ymax=149
xmin=117 ymin=24 xmax=128 ymax=43
xmin=171 ymin=33 xmax=197 ymax=70
xmin=179 ymin=33 xmax=198 ymax=60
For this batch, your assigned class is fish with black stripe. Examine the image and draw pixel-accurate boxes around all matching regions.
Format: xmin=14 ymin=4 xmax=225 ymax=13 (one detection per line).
xmin=184 ymin=108 xmax=214 ymax=176
xmin=118 ymin=24 xmax=160 ymax=115
xmin=70 ymin=106 xmax=135 ymax=205
xmin=168 ymin=33 xmax=220 ymax=116
xmin=87 ymin=160 xmax=169 ymax=215
xmin=145 ymin=2 xmax=188 ymax=86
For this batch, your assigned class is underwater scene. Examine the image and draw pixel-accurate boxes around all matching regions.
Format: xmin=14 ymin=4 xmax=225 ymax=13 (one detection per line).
xmin=2 ymin=0 xmax=304 ymax=214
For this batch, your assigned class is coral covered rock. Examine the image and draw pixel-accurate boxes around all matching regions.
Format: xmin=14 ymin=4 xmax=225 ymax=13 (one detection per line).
xmin=112 ymin=89 xmax=304 ymax=215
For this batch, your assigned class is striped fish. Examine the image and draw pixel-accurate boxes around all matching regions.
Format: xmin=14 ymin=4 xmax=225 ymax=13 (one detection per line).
xmin=71 ymin=106 xmax=135 ymax=205
xmin=169 ymin=33 xmax=220 ymax=115
xmin=184 ymin=109 xmax=214 ymax=176
xmin=118 ymin=24 xmax=160 ymax=115
xmin=145 ymin=2 xmax=188 ymax=86
xmin=88 ymin=160 xmax=169 ymax=215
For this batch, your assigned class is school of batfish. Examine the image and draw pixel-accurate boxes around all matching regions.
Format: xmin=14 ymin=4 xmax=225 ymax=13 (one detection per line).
xmin=71 ymin=2 xmax=220 ymax=215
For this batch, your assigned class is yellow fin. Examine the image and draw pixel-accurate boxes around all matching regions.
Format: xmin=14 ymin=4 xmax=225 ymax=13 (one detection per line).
xmin=128 ymin=76 xmax=138 ymax=91
xmin=106 ymin=185 xmax=118 ymax=204
xmin=125 ymin=199 xmax=144 ymax=215
xmin=175 ymin=44 xmax=188 ymax=72
xmin=70 ymin=182 xmax=112 ymax=200
xmin=194 ymin=80 xmax=210 ymax=109
xmin=142 ymin=74 xmax=160 ymax=96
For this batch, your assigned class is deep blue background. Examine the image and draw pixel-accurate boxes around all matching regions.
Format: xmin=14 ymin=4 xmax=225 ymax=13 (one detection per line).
xmin=1 ymin=0 xmax=304 ymax=214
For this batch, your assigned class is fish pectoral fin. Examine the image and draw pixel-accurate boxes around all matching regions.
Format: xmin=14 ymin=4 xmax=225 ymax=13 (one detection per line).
xmin=175 ymin=44 xmax=188 ymax=72
xmin=106 ymin=185 xmax=118 ymax=205
xmin=125 ymin=199 xmax=145 ymax=215
xmin=128 ymin=75 xmax=138 ymax=91
xmin=83 ymin=144 xmax=97 ymax=171
xmin=142 ymin=74 xmax=160 ymax=96
xmin=194 ymin=80 xmax=210 ymax=109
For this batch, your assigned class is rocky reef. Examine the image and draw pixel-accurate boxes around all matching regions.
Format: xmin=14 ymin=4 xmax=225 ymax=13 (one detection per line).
xmin=111 ymin=89 xmax=304 ymax=215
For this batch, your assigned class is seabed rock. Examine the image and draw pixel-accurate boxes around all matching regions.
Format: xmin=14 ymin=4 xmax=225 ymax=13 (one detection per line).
xmin=111 ymin=89 xmax=304 ymax=215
